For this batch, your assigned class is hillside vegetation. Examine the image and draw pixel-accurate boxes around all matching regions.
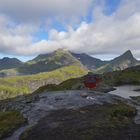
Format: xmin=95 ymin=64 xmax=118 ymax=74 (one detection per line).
xmin=18 ymin=48 xmax=82 ymax=74
xmin=0 ymin=49 xmax=140 ymax=100
xmin=0 ymin=65 xmax=87 ymax=100
xmin=0 ymin=111 xmax=26 ymax=139
xmin=103 ymin=65 xmax=140 ymax=86
xmin=34 ymin=65 xmax=140 ymax=94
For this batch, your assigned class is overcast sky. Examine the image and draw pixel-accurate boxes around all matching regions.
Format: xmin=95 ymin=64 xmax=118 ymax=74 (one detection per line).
xmin=0 ymin=0 xmax=140 ymax=61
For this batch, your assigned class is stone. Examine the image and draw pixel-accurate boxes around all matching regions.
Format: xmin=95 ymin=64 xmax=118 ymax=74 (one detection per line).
xmin=80 ymin=93 xmax=88 ymax=98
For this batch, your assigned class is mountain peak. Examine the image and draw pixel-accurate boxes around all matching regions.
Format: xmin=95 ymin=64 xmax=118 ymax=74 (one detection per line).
xmin=2 ymin=57 xmax=14 ymax=61
xmin=123 ymin=50 xmax=133 ymax=56
xmin=55 ymin=48 xmax=67 ymax=52
xmin=108 ymin=50 xmax=139 ymax=71
xmin=0 ymin=57 xmax=23 ymax=70
xmin=2 ymin=57 xmax=10 ymax=60
xmin=0 ymin=57 xmax=22 ymax=63
xmin=119 ymin=50 xmax=136 ymax=61
xmin=112 ymin=50 xmax=137 ymax=63
xmin=54 ymin=48 xmax=69 ymax=54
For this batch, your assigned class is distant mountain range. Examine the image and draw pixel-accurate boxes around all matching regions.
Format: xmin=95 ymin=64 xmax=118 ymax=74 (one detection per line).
xmin=0 ymin=57 xmax=23 ymax=70
xmin=0 ymin=49 xmax=140 ymax=100
xmin=0 ymin=49 xmax=139 ymax=77
xmin=18 ymin=48 xmax=83 ymax=74
xmin=71 ymin=52 xmax=108 ymax=70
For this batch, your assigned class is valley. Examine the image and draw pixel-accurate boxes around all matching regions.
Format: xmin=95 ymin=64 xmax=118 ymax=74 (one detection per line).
xmin=0 ymin=49 xmax=140 ymax=140
xmin=0 ymin=48 xmax=140 ymax=100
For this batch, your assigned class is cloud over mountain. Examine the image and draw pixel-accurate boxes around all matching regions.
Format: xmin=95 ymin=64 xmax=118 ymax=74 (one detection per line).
xmin=0 ymin=0 xmax=140 ymax=59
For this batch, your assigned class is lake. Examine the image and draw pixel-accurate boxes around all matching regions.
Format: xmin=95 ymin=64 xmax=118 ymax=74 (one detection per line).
xmin=109 ymin=85 xmax=140 ymax=99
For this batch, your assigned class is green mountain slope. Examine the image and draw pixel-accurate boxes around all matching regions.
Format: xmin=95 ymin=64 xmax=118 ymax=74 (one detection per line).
xmin=110 ymin=50 xmax=139 ymax=69
xmin=95 ymin=50 xmax=140 ymax=73
xmin=0 ymin=68 xmax=22 ymax=77
xmin=0 ymin=64 xmax=88 ymax=100
xmin=101 ymin=64 xmax=140 ymax=86
xmin=0 ymin=57 xmax=23 ymax=70
xmin=0 ymin=49 xmax=139 ymax=76
xmin=17 ymin=48 xmax=84 ymax=74
xmin=71 ymin=52 xmax=108 ymax=70
xmin=35 ymin=64 xmax=140 ymax=94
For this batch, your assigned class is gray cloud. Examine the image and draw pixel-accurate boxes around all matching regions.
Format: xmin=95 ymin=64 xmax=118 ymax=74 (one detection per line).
xmin=0 ymin=0 xmax=93 ymax=22
xmin=0 ymin=0 xmax=140 ymax=59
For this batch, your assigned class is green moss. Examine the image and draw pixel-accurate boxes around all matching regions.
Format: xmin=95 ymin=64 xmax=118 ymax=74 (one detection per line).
xmin=131 ymin=96 xmax=140 ymax=102
xmin=19 ymin=126 xmax=35 ymax=140
xmin=110 ymin=102 xmax=136 ymax=121
xmin=0 ymin=111 xmax=26 ymax=139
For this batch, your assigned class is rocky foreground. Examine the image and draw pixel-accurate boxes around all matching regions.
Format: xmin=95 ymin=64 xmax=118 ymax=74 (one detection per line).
xmin=0 ymin=90 xmax=140 ymax=140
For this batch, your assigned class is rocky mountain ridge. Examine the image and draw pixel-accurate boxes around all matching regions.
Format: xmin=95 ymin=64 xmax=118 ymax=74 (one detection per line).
xmin=0 ymin=49 xmax=139 ymax=77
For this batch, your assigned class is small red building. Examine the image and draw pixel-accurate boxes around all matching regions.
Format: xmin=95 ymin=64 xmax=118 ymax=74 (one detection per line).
xmin=84 ymin=73 xmax=101 ymax=89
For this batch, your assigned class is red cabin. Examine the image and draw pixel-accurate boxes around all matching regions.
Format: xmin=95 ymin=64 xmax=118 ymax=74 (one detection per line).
xmin=84 ymin=73 xmax=101 ymax=89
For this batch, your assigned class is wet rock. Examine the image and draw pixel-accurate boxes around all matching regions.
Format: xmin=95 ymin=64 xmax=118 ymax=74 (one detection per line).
xmin=32 ymin=95 xmax=40 ymax=102
xmin=80 ymin=92 xmax=88 ymax=98
xmin=86 ymin=96 xmax=96 ymax=101
xmin=55 ymin=97 xmax=63 ymax=101
xmin=134 ymin=89 xmax=140 ymax=92
xmin=2 ymin=90 xmax=139 ymax=140
xmin=25 ymin=100 xmax=32 ymax=104
xmin=103 ymin=87 xmax=116 ymax=93
xmin=19 ymin=102 xmax=139 ymax=140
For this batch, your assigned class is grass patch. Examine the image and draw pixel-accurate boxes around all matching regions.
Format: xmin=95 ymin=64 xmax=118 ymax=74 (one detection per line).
xmin=110 ymin=102 xmax=136 ymax=121
xmin=131 ymin=96 xmax=140 ymax=102
xmin=102 ymin=70 xmax=140 ymax=86
xmin=33 ymin=77 xmax=84 ymax=93
xmin=0 ymin=111 xmax=26 ymax=139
